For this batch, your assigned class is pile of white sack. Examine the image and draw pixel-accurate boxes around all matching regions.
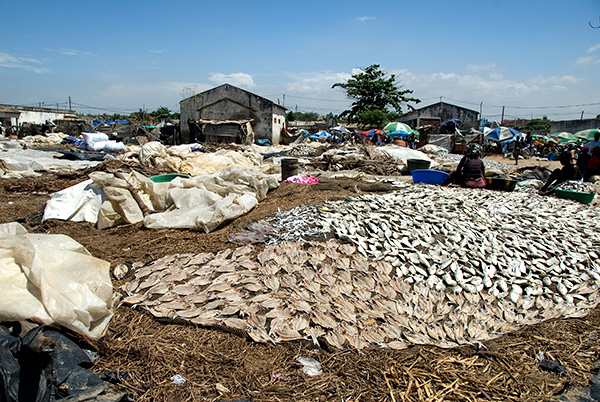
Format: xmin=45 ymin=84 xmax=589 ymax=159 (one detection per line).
xmin=43 ymin=166 xmax=280 ymax=231
xmin=82 ymin=132 xmax=126 ymax=153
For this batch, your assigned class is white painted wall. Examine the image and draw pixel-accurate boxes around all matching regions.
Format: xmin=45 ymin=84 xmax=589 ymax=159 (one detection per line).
xmin=14 ymin=111 xmax=66 ymax=125
xmin=271 ymin=107 xmax=286 ymax=145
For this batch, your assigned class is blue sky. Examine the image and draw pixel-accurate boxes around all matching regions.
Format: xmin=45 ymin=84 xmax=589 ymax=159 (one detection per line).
xmin=1 ymin=0 xmax=599 ymax=122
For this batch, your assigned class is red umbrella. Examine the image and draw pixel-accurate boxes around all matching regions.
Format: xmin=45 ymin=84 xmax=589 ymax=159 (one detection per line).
xmin=361 ymin=129 xmax=384 ymax=137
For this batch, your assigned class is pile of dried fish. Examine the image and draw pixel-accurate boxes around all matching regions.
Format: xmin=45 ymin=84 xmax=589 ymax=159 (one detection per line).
xmin=288 ymin=144 xmax=320 ymax=157
xmin=433 ymin=153 xmax=515 ymax=171
xmin=556 ymin=180 xmax=596 ymax=193
xmin=122 ymin=183 xmax=600 ymax=349
xmin=264 ymin=206 xmax=329 ymax=243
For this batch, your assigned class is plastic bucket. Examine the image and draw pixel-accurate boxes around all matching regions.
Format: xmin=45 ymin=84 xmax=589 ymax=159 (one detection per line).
xmin=406 ymin=159 xmax=431 ymax=172
xmin=281 ymin=158 xmax=299 ymax=181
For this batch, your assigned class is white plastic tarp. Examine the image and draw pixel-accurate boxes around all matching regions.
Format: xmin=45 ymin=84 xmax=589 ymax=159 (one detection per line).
xmin=42 ymin=179 xmax=105 ymax=223
xmin=0 ymin=148 xmax=102 ymax=178
xmin=376 ymin=145 xmax=439 ymax=168
xmin=0 ymin=222 xmax=113 ymax=339
xmin=43 ymin=166 xmax=280 ymax=232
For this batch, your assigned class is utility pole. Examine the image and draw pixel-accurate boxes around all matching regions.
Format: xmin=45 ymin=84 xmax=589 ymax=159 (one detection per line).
xmin=282 ymin=94 xmax=285 ymax=108
xmin=69 ymin=96 xmax=72 ymax=111
xmin=581 ymin=111 xmax=584 ymax=120
xmin=501 ymin=106 xmax=505 ymax=125
xmin=479 ymin=101 xmax=483 ymax=120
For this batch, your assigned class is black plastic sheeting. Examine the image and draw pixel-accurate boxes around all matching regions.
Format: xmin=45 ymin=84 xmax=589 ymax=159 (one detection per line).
xmin=0 ymin=323 xmax=129 ymax=402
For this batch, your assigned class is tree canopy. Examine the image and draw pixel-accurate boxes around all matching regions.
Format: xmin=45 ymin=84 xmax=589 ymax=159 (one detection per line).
xmin=332 ymin=64 xmax=420 ymax=128
xmin=512 ymin=118 xmax=551 ymax=133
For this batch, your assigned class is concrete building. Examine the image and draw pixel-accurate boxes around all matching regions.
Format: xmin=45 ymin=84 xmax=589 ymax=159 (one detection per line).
xmin=550 ymin=118 xmax=600 ymax=134
xmin=0 ymin=104 xmax=78 ymax=128
xmin=397 ymin=101 xmax=480 ymax=128
xmin=180 ymin=84 xmax=287 ymax=144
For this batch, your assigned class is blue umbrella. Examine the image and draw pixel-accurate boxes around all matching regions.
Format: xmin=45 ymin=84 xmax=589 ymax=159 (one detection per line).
xmin=485 ymin=127 xmax=523 ymax=142
xmin=442 ymin=119 xmax=462 ymax=127
xmin=331 ymin=126 xmax=351 ymax=134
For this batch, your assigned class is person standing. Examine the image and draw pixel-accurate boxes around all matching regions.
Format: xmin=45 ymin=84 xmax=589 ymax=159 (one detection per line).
xmin=584 ymin=132 xmax=600 ymax=155
xmin=513 ymin=146 xmax=521 ymax=165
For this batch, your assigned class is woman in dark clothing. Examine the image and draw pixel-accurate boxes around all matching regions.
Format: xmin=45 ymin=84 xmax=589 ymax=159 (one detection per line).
xmin=577 ymin=147 xmax=591 ymax=179
xmin=444 ymin=144 xmax=486 ymax=188
xmin=539 ymin=151 xmax=582 ymax=195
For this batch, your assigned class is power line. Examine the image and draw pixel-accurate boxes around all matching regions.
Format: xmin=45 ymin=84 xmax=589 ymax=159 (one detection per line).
xmin=442 ymin=96 xmax=600 ymax=110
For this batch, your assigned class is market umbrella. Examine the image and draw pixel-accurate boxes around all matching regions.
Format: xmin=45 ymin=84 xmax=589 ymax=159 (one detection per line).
xmin=361 ymin=129 xmax=384 ymax=137
xmin=331 ymin=126 xmax=351 ymax=134
xmin=383 ymin=122 xmax=412 ymax=133
xmin=553 ymin=131 xmax=577 ymax=141
xmin=484 ymin=127 xmax=522 ymax=142
xmin=552 ymin=132 xmax=579 ymax=143
xmin=575 ymin=128 xmax=600 ymax=141
xmin=387 ymin=130 xmax=410 ymax=138
xmin=442 ymin=119 xmax=462 ymax=127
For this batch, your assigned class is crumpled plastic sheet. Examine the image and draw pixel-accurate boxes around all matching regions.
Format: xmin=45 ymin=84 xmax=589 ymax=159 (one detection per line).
xmin=43 ymin=166 xmax=280 ymax=232
xmin=0 ymin=147 xmax=102 ymax=178
xmin=0 ymin=222 xmax=114 ymax=339
xmin=0 ymin=324 xmax=129 ymax=402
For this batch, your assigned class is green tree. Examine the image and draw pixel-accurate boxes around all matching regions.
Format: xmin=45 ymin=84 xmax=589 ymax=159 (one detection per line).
xmin=150 ymin=106 xmax=172 ymax=122
xmin=332 ymin=64 xmax=420 ymax=128
xmin=129 ymin=109 xmax=151 ymax=124
xmin=513 ymin=118 xmax=551 ymax=133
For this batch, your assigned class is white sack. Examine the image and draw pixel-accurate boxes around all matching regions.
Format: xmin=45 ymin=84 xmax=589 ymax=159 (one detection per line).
xmin=83 ymin=132 xmax=109 ymax=146
xmin=0 ymin=222 xmax=113 ymax=339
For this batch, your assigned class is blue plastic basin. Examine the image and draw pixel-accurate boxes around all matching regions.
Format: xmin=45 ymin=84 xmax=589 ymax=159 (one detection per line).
xmin=411 ymin=169 xmax=449 ymax=185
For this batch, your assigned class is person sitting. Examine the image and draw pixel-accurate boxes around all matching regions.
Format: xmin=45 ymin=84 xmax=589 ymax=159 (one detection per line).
xmin=585 ymin=146 xmax=600 ymax=181
xmin=539 ymin=151 xmax=582 ymax=195
xmin=444 ymin=143 xmax=486 ymax=188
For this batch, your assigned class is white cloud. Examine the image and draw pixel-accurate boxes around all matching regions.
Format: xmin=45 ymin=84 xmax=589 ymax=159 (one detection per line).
xmin=149 ymin=49 xmax=165 ymax=54
xmin=527 ymin=75 xmax=580 ymax=85
xmin=588 ymin=44 xmax=600 ymax=53
xmin=466 ymin=62 xmax=496 ymax=72
xmin=43 ymin=47 xmax=93 ymax=56
xmin=209 ymin=72 xmax=255 ymax=88
xmin=0 ymin=52 xmax=49 ymax=73
xmin=356 ymin=16 xmax=376 ymax=22
xmin=574 ymin=56 xmax=599 ymax=66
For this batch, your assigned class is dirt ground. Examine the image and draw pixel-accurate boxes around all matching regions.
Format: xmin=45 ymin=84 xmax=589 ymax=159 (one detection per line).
xmin=1 ymin=155 xmax=599 ymax=402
